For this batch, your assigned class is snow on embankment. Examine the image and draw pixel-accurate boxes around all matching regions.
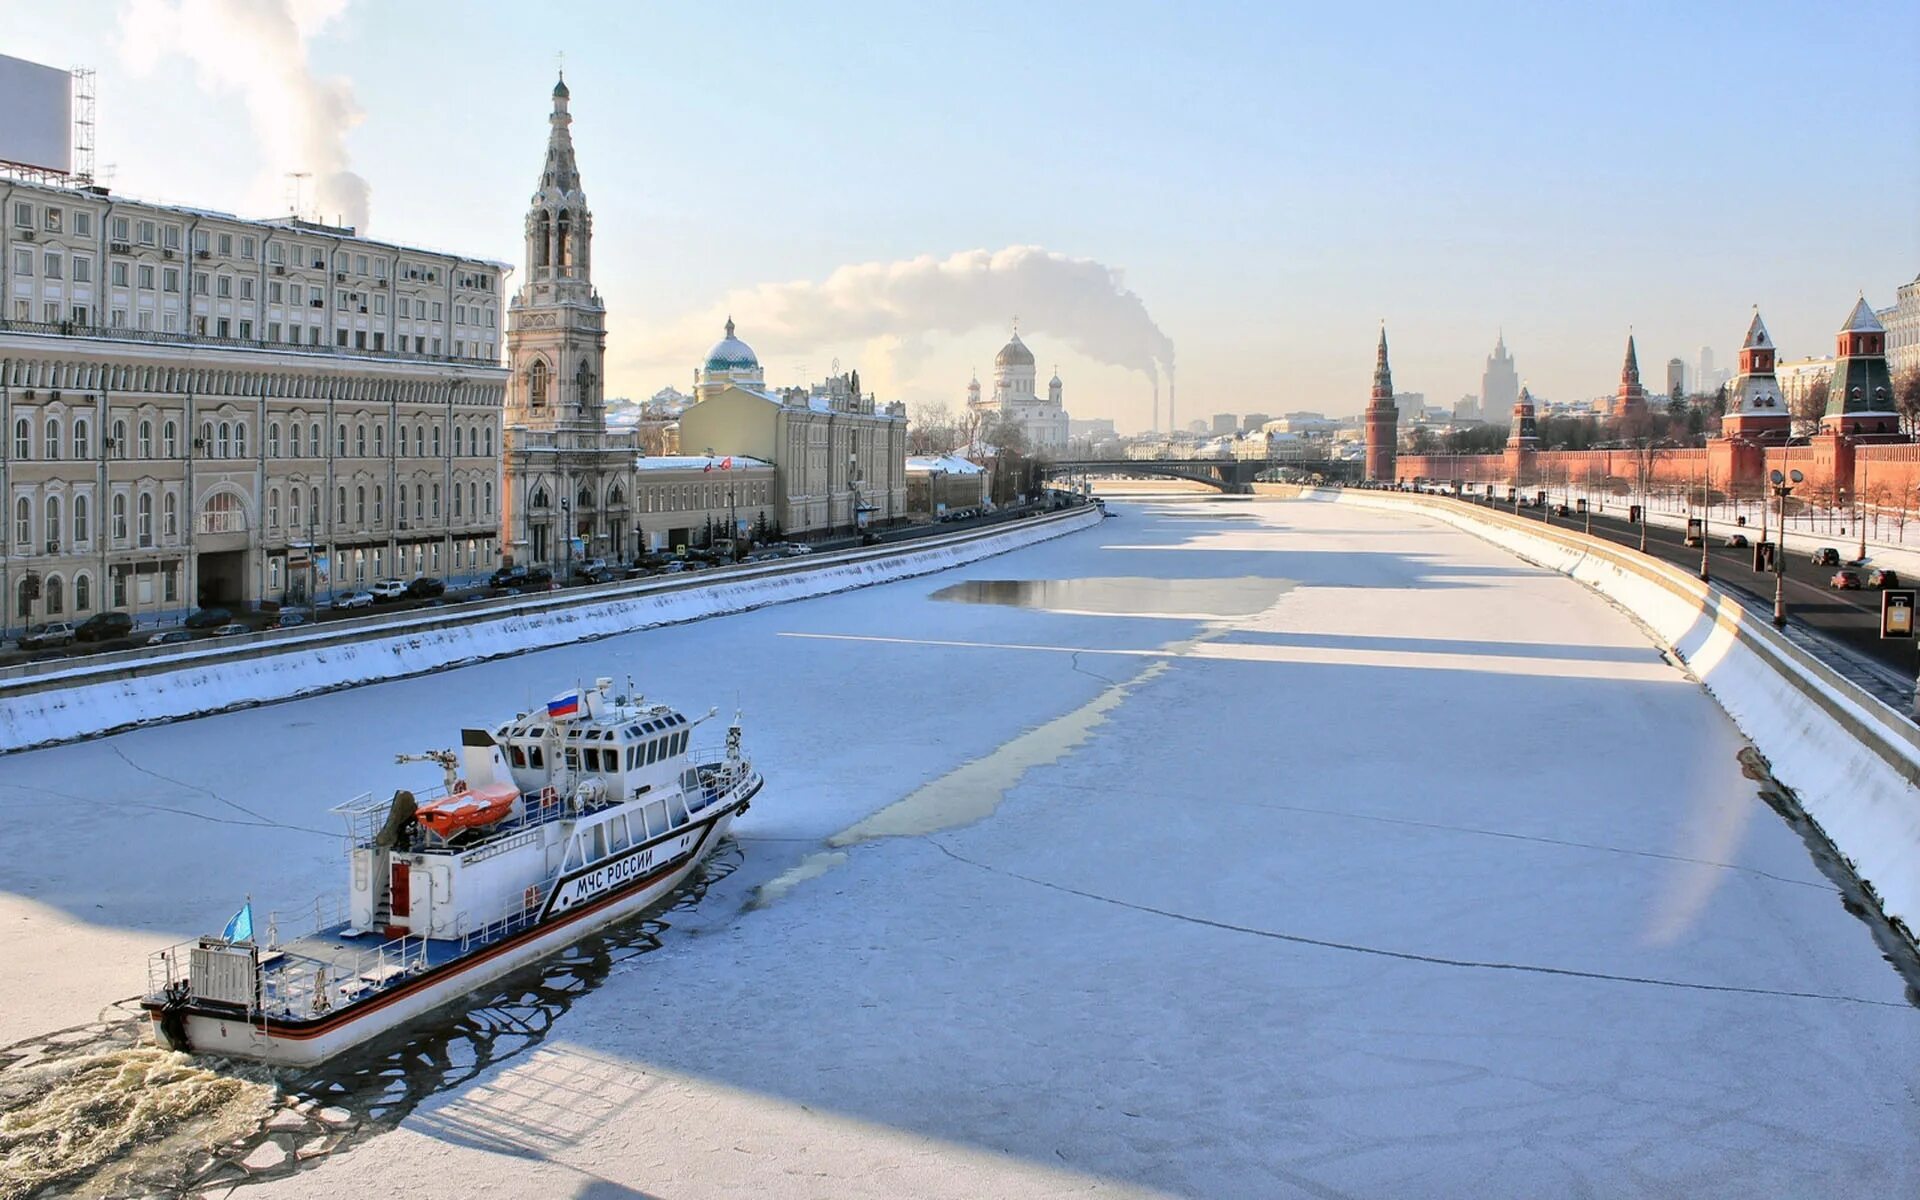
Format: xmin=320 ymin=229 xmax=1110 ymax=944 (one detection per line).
xmin=1309 ymin=488 xmax=1920 ymax=940
xmin=0 ymin=507 xmax=1101 ymax=754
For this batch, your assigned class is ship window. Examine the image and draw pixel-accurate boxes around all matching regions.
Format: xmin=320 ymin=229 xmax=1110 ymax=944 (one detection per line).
xmin=608 ymin=815 xmax=631 ymax=853
xmin=563 ymin=838 xmax=585 ymax=872
xmin=529 ymin=746 xmax=544 ymax=768
xmin=645 ymin=740 xmax=660 ymax=765
xmin=667 ymin=795 xmax=690 ymax=828
xmin=642 ymin=800 xmax=667 ymax=838
xmin=673 ymin=731 xmax=688 ymax=756
xmin=588 ymin=825 xmax=606 ymax=862
xmin=583 ymin=749 xmax=600 ymax=771
xmin=509 ymin=745 xmax=527 ymax=768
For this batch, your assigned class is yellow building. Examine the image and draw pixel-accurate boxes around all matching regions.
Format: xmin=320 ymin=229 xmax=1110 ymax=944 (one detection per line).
xmin=676 ymin=321 xmax=907 ymax=538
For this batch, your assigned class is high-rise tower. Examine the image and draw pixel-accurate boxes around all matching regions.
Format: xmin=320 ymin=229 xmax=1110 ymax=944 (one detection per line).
xmin=502 ymin=74 xmax=635 ymax=567
xmin=1364 ymin=325 xmax=1398 ymax=482
xmin=1480 ymin=332 xmax=1518 ymax=423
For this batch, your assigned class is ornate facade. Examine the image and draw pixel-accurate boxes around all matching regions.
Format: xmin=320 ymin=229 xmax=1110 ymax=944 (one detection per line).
xmin=1719 ymin=310 xmax=1789 ymax=443
xmin=1 ymin=183 xmax=507 ymax=636
xmin=1820 ymin=296 xmax=1899 ymax=440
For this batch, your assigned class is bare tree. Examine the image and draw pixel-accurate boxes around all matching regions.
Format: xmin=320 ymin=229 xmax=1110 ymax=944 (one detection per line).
xmin=1895 ymin=368 xmax=1920 ymax=438
xmin=1790 ymin=377 xmax=1829 ymax=438
xmin=908 ymin=399 xmax=959 ymax=456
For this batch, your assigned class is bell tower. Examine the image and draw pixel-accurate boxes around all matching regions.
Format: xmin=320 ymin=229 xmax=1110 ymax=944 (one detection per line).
xmin=505 ymin=73 xmax=605 ymax=436
xmin=502 ymin=73 xmax=631 ymax=569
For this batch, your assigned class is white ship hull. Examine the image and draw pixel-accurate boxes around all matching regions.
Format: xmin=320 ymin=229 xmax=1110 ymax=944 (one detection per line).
xmin=149 ymin=797 xmax=747 ymax=1067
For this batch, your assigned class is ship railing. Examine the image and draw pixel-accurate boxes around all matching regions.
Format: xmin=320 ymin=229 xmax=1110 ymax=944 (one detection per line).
xmin=458 ymin=872 xmax=562 ymax=956
xmin=330 ymin=790 xmax=389 ymax=847
xmin=255 ymin=894 xmax=352 ymax=950
xmin=688 ymin=749 xmax=755 ymax=813
xmin=257 ymin=931 xmax=432 ymax=1021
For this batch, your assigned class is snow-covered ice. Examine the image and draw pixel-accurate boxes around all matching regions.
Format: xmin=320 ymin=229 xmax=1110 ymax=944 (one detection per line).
xmin=3 ymin=496 xmax=1916 ymax=1198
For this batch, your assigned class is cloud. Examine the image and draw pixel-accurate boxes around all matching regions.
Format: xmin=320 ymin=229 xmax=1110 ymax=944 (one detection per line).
xmin=119 ymin=0 xmax=370 ymax=230
xmin=628 ymin=245 xmax=1175 ymax=389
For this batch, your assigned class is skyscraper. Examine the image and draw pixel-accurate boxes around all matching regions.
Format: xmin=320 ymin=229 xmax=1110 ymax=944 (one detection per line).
xmin=1666 ymin=358 xmax=1686 ymax=399
xmin=1479 ymin=333 xmax=1518 ymax=424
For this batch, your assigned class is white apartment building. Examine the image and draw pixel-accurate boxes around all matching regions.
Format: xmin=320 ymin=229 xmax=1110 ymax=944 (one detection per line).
xmin=1 ymin=179 xmax=508 ymax=634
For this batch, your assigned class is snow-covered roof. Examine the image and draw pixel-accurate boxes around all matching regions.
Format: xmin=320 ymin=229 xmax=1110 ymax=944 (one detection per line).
xmin=906 ymin=454 xmax=986 ymax=475
xmin=1744 ymin=310 xmax=1771 ymax=349
xmin=632 ymin=454 xmax=771 ymax=472
xmin=1842 ymin=296 xmax=1885 ymax=334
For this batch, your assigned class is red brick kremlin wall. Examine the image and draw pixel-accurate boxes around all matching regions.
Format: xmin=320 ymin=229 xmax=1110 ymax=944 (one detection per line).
xmin=1395 ymin=437 xmax=1920 ymax=510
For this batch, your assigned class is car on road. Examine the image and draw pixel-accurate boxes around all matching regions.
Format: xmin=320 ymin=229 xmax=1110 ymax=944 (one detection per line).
xmin=333 ymin=590 xmax=375 ymax=609
xmin=210 ymin=623 xmax=250 ymax=637
xmin=1829 ymin=569 xmax=1863 ymax=590
xmin=1812 ymin=547 xmax=1842 ymax=567
xmin=275 ymin=609 xmax=312 ymax=628
xmin=184 ymin=607 xmax=232 ymax=629
xmin=146 ymin=629 xmax=195 ymax=646
xmin=76 ymin=611 xmax=135 ymax=642
xmin=404 ymin=577 xmax=446 ymax=599
xmin=1723 ymin=533 xmax=1750 ymax=549
xmin=489 ymin=565 xmax=528 ymax=588
xmin=369 ymin=579 xmax=408 ymax=602
xmin=18 ymin=622 xmax=76 ymax=650
xmin=1869 ymin=568 xmax=1901 ymax=589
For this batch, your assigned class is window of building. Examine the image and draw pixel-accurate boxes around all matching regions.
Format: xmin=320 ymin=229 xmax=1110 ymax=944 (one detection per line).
xmin=73 ymin=494 xmax=88 ymax=543
xmin=309 ymin=422 xmax=321 ymax=456
xmin=44 ymin=575 xmax=63 ymax=615
xmin=72 ymin=418 xmax=89 ymax=458
xmin=163 ymin=420 xmax=178 ymax=457
xmin=112 ymin=261 xmax=128 ymax=287
xmin=373 ymin=485 xmax=383 ymax=524
xmin=112 ymin=494 xmax=126 ymax=541
xmin=11 ymin=202 xmax=29 ymax=228
xmin=163 ymin=492 xmax=177 ymax=539
xmin=137 ymin=220 xmax=155 ymax=245
xmin=162 ymin=267 xmax=179 ymax=293
xmin=336 ymin=423 xmax=347 ymax=456
xmin=136 ymin=492 xmax=153 ymax=545
xmin=74 ymin=573 xmax=89 ymax=612
xmin=267 ymin=488 xmax=279 ymax=527
xmin=12 ymin=248 xmax=32 ymax=278
xmin=43 ymin=251 xmax=62 ymax=279
xmin=72 ymin=255 xmax=91 ymax=283
xmin=11 ymin=418 xmax=27 ymax=460
xmin=235 ymin=422 xmax=247 ymax=457
xmin=241 ymin=235 xmax=255 ymax=260
xmin=373 ymin=426 xmax=384 ymax=457
xmin=355 ymin=423 xmax=366 ymax=456
xmin=45 ymin=496 xmax=60 ymax=549
xmin=44 ymin=418 xmax=61 ymax=461
xmin=355 ymin=486 xmax=366 ymax=524
xmin=268 ymin=422 xmax=280 ymax=457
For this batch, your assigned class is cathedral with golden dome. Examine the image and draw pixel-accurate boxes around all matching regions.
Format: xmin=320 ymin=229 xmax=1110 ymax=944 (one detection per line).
xmin=966 ymin=327 xmax=1069 ymax=453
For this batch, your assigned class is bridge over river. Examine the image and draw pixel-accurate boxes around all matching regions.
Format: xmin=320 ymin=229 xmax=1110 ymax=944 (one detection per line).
xmin=1044 ymin=455 xmax=1362 ymax=491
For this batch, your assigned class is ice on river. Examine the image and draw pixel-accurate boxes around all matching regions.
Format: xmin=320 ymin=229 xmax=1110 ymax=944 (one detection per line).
xmin=4 ymin=496 xmax=1917 ymax=1198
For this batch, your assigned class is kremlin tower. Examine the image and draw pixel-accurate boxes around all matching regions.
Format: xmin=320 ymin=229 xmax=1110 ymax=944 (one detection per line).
xmin=1820 ymin=297 xmax=1899 ymax=440
xmin=1614 ymin=334 xmax=1648 ymax=424
xmin=1364 ymin=325 xmax=1398 ymax=482
xmin=1719 ymin=310 xmax=1789 ymax=444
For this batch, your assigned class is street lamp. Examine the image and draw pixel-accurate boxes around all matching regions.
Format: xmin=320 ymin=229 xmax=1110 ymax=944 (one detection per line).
xmin=1699 ymin=458 xmax=1711 ymax=583
xmin=1857 ymin=461 xmax=1869 ymax=563
xmin=560 ymin=495 xmax=572 ymax=583
xmin=1770 ymin=468 xmax=1803 ymax=627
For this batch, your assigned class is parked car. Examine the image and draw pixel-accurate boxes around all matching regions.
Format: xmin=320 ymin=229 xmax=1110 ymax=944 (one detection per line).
xmin=1812 ymin=547 xmax=1842 ymax=567
xmin=1829 ymin=569 xmax=1863 ymax=590
xmin=75 ymin=611 xmax=134 ymax=642
xmin=333 ymin=590 xmax=375 ymax=609
xmin=369 ymin=578 xmax=408 ymax=602
xmin=405 ymin=576 xmax=446 ymax=599
xmin=1723 ymin=533 xmax=1750 ymax=549
xmin=522 ymin=567 xmax=554 ymax=589
xmin=275 ymin=609 xmax=312 ymax=628
xmin=1869 ymin=568 xmax=1901 ymax=588
xmin=210 ymin=623 xmax=250 ymax=637
xmin=184 ymin=607 xmax=232 ymax=629
xmin=18 ymin=622 xmax=76 ymax=650
xmin=489 ymin=565 xmax=528 ymax=588
xmin=146 ymin=629 xmax=195 ymax=646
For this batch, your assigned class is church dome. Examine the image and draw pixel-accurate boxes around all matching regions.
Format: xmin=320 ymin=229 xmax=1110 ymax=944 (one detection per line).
xmin=995 ymin=334 xmax=1034 ymax=368
xmin=704 ymin=317 xmax=759 ymax=372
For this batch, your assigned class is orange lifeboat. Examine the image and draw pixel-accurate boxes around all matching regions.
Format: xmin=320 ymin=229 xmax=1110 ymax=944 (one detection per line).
xmin=414 ymin=782 xmax=519 ymax=840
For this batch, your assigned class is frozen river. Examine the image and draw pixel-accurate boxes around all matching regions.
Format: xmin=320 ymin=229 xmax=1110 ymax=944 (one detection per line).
xmin=4 ymin=495 xmax=1917 ymax=1198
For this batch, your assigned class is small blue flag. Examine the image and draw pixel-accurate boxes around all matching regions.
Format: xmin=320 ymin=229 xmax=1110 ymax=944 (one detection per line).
xmin=223 ymin=902 xmax=254 ymax=943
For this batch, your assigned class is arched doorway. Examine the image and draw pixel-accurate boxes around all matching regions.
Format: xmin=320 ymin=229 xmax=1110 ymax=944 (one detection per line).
xmin=196 ymin=489 xmax=251 ymax=608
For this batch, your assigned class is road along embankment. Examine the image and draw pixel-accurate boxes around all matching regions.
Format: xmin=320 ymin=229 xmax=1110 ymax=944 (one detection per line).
xmin=1298 ymin=487 xmax=1920 ymax=945
xmin=0 ymin=506 xmax=1102 ymax=754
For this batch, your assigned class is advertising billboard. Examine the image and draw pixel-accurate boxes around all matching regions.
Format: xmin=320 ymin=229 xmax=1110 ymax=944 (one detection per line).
xmin=0 ymin=54 xmax=73 ymax=175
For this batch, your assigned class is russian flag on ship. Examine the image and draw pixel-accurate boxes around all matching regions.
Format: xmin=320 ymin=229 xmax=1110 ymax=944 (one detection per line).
xmin=547 ymin=690 xmax=582 ymax=719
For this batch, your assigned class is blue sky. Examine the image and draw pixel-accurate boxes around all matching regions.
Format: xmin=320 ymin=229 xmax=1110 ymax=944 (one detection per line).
xmin=3 ymin=0 xmax=1916 ymax=430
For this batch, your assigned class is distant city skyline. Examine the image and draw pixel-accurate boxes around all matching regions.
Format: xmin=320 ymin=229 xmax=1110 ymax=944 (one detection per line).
xmin=2 ymin=0 xmax=1915 ymax=431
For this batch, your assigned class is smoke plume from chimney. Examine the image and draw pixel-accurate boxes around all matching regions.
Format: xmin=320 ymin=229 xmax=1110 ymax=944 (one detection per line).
xmin=636 ymin=245 xmax=1175 ymax=398
xmin=121 ymin=0 xmax=371 ymax=230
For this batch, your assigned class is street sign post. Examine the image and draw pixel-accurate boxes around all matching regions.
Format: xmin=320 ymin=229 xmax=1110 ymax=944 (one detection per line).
xmin=1752 ymin=541 xmax=1777 ymax=573
xmin=1881 ymin=589 xmax=1915 ymax=639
